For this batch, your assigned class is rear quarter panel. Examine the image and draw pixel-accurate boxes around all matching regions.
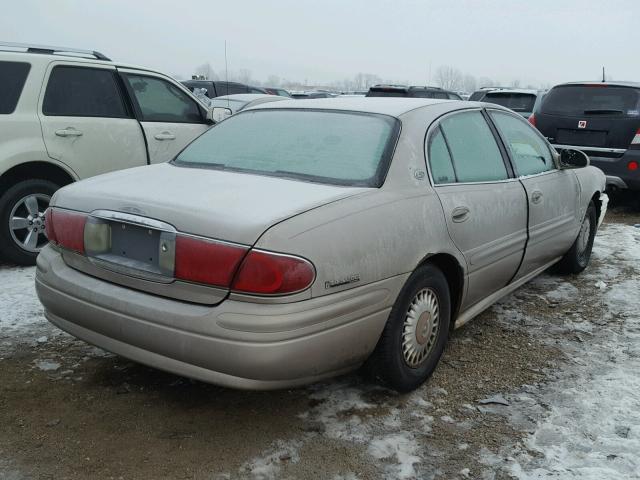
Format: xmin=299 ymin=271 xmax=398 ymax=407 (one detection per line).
xmin=255 ymin=104 xmax=466 ymax=300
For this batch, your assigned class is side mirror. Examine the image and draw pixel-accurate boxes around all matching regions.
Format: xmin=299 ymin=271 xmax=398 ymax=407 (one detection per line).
xmin=207 ymin=107 xmax=232 ymax=123
xmin=558 ymin=148 xmax=589 ymax=169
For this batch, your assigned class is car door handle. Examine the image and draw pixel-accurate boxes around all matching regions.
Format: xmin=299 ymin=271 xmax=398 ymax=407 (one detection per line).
xmin=154 ymin=132 xmax=176 ymax=141
xmin=452 ymin=206 xmax=470 ymax=223
xmin=531 ymin=190 xmax=543 ymax=204
xmin=55 ymin=128 xmax=83 ymax=137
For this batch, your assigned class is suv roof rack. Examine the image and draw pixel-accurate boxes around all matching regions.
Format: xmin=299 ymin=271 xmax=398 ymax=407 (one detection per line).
xmin=0 ymin=41 xmax=111 ymax=61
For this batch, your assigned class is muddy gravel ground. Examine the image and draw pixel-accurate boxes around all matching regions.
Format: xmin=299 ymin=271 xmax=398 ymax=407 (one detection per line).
xmin=1 ymin=202 xmax=639 ymax=480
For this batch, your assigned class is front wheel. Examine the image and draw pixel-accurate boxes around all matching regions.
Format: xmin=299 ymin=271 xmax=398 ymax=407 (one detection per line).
xmin=557 ymin=201 xmax=597 ymax=274
xmin=0 ymin=179 xmax=59 ymax=265
xmin=367 ymin=263 xmax=451 ymax=392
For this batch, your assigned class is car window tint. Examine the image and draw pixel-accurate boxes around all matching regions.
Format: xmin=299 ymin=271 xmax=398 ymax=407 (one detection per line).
xmin=0 ymin=61 xmax=31 ymax=114
xmin=490 ymin=111 xmax=555 ymax=176
xmin=43 ymin=66 xmax=127 ymax=118
xmin=175 ymin=110 xmax=398 ymax=187
xmin=439 ymin=111 xmax=508 ymax=182
xmin=216 ymin=83 xmax=246 ymax=96
xmin=427 ymin=127 xmax=456 ymax=184
xmin=125 ymin=74 xmax=202 ymax=123
xmin=483 ymin=92 xmax=537 ymax=113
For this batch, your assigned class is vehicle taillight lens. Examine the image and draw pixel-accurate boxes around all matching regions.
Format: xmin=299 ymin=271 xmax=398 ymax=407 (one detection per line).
xmin=174 ymin=235 xmax=248 ymax=287
xmin=46 ymin=208 xmax=87 ymax=254
xmin=528 ymin=113 xmax=536 ymax=127
xmin=628 ymin=160 xmax=639 ymax=171
xmin=231 ymin=250 xmax=315 ymax=295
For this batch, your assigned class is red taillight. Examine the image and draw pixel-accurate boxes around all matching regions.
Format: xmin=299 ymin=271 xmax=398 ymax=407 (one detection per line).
xmin=46 ymin=208 xmax=87 ymax=253
xmin=629 ymin=160 xmax=639 ymax=171
xmin=231 ymin=250 xmax=315 ymax=295
xmin=528 ymin=113 xmax=536 ymax=127
xmin=174 ymin=235 xmax=247 ymax=287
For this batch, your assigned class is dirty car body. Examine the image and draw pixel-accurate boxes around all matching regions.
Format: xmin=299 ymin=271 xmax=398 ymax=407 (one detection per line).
xmin=35 ymin=98 xmax=607 ymax=391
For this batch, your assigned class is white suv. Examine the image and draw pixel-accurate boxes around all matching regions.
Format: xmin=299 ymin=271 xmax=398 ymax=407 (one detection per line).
xmin=0 ymin=42 xmax=214 ymax=264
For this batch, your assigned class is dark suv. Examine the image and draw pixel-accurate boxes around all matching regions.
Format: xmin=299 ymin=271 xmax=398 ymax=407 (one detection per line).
xmin=366 ymin=85 xmax=462 ymax=100
xmin=181 ymin=80 xmax=267 ymax=99
xmin=532 ymin=82 xmax=640 ymax=191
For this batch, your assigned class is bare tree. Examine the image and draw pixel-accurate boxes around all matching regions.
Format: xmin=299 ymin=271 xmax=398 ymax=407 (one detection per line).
xmin=435 ymin=65 xmax=463 ymax=91
xmin=477 ymin=76 xmax=496 ymax=88
xmin=236 ymin=68 xmax=253 ymax=85
xmin=266 ymin=75 xmax=281 ymax=87
xmin=510 ymin=79 xmax=521 ymax=88
xmin=462 ymin=74 xmax=477 ymax=93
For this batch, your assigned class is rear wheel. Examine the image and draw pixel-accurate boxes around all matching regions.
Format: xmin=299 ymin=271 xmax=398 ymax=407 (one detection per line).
xmin=0 ymin=179 xmax=59 ymax=265
xmin=367 ymin=264 xmax=451 ymax=392
xmin=557 ymin=201 xmax=597 ymax=274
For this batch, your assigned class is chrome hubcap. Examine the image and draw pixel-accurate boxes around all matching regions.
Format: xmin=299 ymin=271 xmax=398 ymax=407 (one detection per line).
xmin=9 ymin=194 xmax=51 ymax=253
xmin=402 ymin=288 xmax=440 ymax=368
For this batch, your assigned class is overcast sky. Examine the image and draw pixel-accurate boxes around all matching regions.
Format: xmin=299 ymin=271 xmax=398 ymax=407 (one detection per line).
xmin=3 ymin=0 xmax=639 ymax=87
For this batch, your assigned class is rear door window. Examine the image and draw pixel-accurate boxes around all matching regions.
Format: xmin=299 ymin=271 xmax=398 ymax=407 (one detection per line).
xmin=541 ymin=85 xmax=640 ymax=116
xmin=124 ymin=74 xmax=203 ymax=123
xmin=0 ymin=61 xmax=31 ymax=114
xmin=216 ymin=82 xmax=247 ymax=96
xmin=43 ymin=66 xmax=128 ymax=117
xmin=490 ymin=111 xmax=555 ymax=176
xmin=439 ymin=111 xmax=509 ymax=182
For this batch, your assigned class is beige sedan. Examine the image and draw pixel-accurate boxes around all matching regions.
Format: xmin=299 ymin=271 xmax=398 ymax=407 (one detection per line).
xmin=36 ymin=98 xmax=606 ymax=391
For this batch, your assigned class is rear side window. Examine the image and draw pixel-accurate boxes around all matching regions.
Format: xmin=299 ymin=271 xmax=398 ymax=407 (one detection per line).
xmin=490 ymin=111 xmax=555 ymax=176
xmin=439 ymin=111 xmax=508 ymax=182
xmin=216 ymin=83 xmax=247 ymax=96
xmin=541 ymin=85 xmax=640 ymax=116
xmin=0 ymin=61 xmax=30 ymax=114
xmin=43 ymin=66 xmax=128 ymax=118
xmin=125 ymin=74 xmax=203 ymax=123
xmin=427 ymin=127 xmax=456 ymax=184
xmin=484 ymin=92 xmax=536 ymax=113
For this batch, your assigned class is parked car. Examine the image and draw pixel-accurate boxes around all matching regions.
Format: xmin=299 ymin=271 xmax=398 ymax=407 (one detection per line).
xmin=532 ymin=81 xmax=640 ymax=192
xmin=181 ymin=80 xmax=267 ymax=99
xmin=366 ymin=85 xmax=462 ymax=100
xmin=209 ymin=94 xmax=288 ymax=118
xmin=468 ymin=86 xmax=509 ymax=101
xmin=0 ymin=42 xmax=215 ymax=265
xmin=263 ymin=87 xmax=292 ymax=98
xmin=36 ymin=98 xmax=606 ymax=392
xmin=291 ymin=91 xmax=336 ymax=99
xmin=479 ymin=89 xmax=546 ymax=118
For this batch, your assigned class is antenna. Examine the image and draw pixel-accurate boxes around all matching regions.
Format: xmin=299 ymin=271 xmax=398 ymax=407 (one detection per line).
xmin=602 ymin=66 xmax=606 ymax=82
xmin=224 ymin=40 xmax=230 ymax=109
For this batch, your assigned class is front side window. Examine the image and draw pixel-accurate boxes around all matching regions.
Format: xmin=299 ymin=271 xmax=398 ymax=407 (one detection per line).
xmin=43 ymin=66 xmax=127 ymax=118
xmin=490 ymin=111 xmax=555 ymax=176
xmin=0 ymin=61 xmax=31 ymax=114
xmin=175 ymin=110 xmax=399 ymax=187
xmin=125 ymin=74 xmax=203 ymax=123
xmin=439 ymin=111 xmax=509 ymax=182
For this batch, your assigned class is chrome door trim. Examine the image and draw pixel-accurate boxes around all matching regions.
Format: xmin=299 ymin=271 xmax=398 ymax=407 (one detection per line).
xmin=551 ymin=144 xmax=626 ymax=154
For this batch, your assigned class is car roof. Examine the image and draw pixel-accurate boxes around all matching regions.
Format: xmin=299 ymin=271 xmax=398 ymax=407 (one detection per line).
xmin=554 ymin=81 xmax=640 ymax=89
xmin=483 ymin=88 xmax=541 ymax=95
xmin=246 ymin=97 xmax=460 ymax=117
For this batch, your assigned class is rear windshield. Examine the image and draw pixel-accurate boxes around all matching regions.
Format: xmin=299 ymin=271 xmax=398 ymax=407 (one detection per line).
xmin=366 ymin=89 xmax=407 ymax=97
xmin=0 ymin=61 xmax=31 ymax=114
xmin=174 ymin=110 xmax=399 ymax=187
xmin=483 ymin=92 xmax=536 ymax=112
xmin=541 ymin=85 xmax=640 ymax=116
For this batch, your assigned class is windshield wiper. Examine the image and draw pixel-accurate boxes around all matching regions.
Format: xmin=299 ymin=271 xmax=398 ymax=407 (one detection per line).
xmin=583 ymin=109 xmax=624 ymax=114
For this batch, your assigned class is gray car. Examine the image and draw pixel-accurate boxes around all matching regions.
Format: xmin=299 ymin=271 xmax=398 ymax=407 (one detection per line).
xmin=35 ymin=98 xmax=607 ymax=392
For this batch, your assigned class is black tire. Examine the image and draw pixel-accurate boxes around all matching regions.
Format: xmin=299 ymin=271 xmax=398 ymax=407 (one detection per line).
xmin=367 ymin=263 xmax=451 ymax=392
xmin=0 ymin=179 xmax=59 ymax=265
xmin=556 ymin=201 xmax=597 ymax=274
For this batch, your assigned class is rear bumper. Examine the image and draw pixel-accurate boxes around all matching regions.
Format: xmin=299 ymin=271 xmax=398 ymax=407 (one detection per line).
xmin=35 ymin=245 xmax=403 ymax=389
xmin=554 ymin=146 xmax=640 ymax=191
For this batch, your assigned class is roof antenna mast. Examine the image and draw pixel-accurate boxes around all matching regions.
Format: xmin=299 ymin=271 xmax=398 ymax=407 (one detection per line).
xmin=224 ymin=40 xmax=230 ymax=109
xmin=602 ymin=66 xmax=606 ymax=83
